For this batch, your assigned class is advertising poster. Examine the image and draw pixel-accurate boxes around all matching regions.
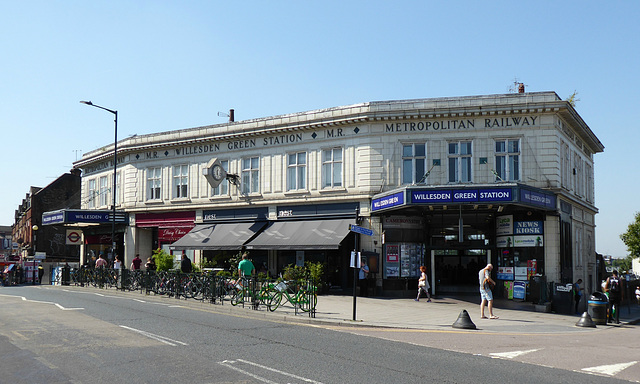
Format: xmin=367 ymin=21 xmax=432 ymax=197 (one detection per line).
xmin=496 ymin=215 xmax=513 ymax=236
xmin=386 ymin=245 xmax=399 ymax=262
xmin=497 ymin=267 xmax=514 ymax=280
xmin=504 ymin=281 xmax=514 ymax=299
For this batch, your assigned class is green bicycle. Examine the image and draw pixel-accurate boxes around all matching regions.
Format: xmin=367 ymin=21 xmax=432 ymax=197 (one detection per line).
xmin=265 ymin=280 xmax=317 ymax=312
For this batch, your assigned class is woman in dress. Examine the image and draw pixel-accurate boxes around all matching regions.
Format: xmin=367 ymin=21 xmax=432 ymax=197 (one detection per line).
xmin=415 ymin=265 xmax=432 ymax=302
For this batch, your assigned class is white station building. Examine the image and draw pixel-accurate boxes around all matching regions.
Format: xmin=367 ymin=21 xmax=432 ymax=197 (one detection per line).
xmin=64 ymin=90 xmax=603 ymax=303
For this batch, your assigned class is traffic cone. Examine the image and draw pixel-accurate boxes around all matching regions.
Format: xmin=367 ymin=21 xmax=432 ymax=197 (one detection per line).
xmin=452 ymin=309 xmax=476 ymax=330
xmin=575 ymin=312 xmax=596 ymax=328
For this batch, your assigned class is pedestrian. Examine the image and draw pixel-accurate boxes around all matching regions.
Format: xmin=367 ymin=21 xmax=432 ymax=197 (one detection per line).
xmin=415 ymin=265 xmax=431 ymax=302
xmin=479 ymin=264 xmax=498 ymax=319
xmin=145 ymin=257 xmax=156 ymax=271
xmin=359 ymin=258 xmax=369 ymax=297
xmin=635 ymin=286 xmax=640 ymax=305
xmin=131 ymin=254 xmax=142 ymax=270
xmin=574 ymin=278 xmax=584 ymax=314
xmin=180 ymin=252 xmax=193 ymax=274
xmin=113 ymin=255 xmax=122 ymax=269
xmin=237 ymin=252 xmax=255 ymax=278
xmin=95 ymin=254 xmax=108 ymax=268
xmin=605 ymin=270 xmax=623 ymax=324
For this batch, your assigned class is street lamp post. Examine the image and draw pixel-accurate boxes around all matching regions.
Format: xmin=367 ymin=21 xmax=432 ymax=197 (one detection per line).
xmin=80 ymin=101 xmax=118 ymax=260
xmin=32 ymin=224 xmax=38 ymax=285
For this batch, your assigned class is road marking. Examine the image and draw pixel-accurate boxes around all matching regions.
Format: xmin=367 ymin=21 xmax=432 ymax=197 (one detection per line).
xmin=582 ymin=361 xmax=638 ymax=376
xmin=0 ymin=293 xmax=85 ymax=311
xmin=118 ymin=325 xmax=188 ymax=346
xmin=490 ymin=349 xmax=540 ymax=359
xmin=218 ymin=359 xmax=324 ymax=384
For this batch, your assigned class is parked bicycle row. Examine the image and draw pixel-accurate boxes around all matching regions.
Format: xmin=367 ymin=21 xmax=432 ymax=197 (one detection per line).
xmin=51 ymin=267 xmax=317 ymax=317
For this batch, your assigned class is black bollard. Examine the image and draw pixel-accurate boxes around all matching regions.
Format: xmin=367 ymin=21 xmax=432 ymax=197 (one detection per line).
xmin=452 ymin=309 xmax=477 ymax=330
xmin=575 ymin=312 xmax=596 ymax=328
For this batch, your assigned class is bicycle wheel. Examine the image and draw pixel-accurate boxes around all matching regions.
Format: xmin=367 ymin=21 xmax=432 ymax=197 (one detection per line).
xmin=297 ymin=290 xmax=318 ymax=312
xmin=230 ymin=289 xmax=243 ymax=306
xmin=265 ymin=291 xmax=283 ymax=312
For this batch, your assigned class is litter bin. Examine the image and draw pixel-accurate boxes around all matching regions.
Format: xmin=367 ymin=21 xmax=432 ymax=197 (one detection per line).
xmin=61 ymin=266 xmax=70 ymax=286
xmin=587 ymin=292 xmax=608 ymax=325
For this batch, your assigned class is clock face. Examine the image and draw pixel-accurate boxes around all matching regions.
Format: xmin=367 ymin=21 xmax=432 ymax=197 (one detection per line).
xmin=212 ymin=164 xmax=224 ymax=181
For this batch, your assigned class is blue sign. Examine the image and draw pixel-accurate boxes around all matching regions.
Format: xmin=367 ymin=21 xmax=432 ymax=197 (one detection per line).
xmin=514 ymin=221 xmax=543 ymax=235
xmin=372 ymin=191 xmax=405 ymax=211
xmin=411 ymin=188 xmax=513 ymax=204
xmin=349 ymin=224 xmax=374 ymax=236
xmin=41 ymin=209 xmax=128 ymax=225
xmin=513 ymin=281 xmax=526 ymax=300
xmin=42 ymin=211 xmax=65 ymax=225
xmin=520 ymin=189 xmax=556 ymax=210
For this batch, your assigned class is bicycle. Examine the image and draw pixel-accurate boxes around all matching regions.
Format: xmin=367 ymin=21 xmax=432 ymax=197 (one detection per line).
xmin=266 ymin=280 xmax=317 ymax=313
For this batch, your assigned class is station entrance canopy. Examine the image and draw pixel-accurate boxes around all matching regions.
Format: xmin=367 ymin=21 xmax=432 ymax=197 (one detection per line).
xmin=371 ymin=184 xmax=557 ymax=213
xmin=42 ymin=209 xmax=129 ymax=226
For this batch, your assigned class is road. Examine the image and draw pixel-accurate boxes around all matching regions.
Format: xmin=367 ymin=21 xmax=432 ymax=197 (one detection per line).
xmin=0 ymin=285 xmax=635 ymax=384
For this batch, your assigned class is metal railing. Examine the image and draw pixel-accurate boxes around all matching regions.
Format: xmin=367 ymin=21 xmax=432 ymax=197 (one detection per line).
xmin=53 ymin=267 xmax=317 ymax=318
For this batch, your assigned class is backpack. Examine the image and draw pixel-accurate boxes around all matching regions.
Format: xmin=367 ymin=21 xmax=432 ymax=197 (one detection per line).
xmin=609 ymin=277 xmax=620 ymax=293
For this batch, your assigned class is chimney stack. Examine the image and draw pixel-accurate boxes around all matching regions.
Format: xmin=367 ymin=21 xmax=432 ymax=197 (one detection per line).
xmin=229 ymin=109 xmax=234 ymax=122
xmin=518 ymin=83 xmax=525 ymax=93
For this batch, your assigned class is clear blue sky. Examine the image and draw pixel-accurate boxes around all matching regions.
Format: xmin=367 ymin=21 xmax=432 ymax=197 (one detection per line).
xmin=1 ymin=1 xmax=638 ymax=258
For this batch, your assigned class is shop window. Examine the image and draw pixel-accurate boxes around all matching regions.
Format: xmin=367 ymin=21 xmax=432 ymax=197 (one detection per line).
xmin=448 ymin=141 xmax=472 ymax=183
xmin=147 ymin=167 xmax=162 ymax=201
xmin=241 ymin=156 xmax=260 ymax=194
xmin=495 ymin=139 xmax=520 ymax=181
xmin=402 ymin=143 xmax=426 ymax=184
xmin=99 ymin=176 xmax=109 ymax=207
xmin=322 ymin=147 xmax=343 ymax=188
xmin=173 ymin=164 xmax=189 ymax=199
xmin=287 ymin=152 xmax=307 ymax=191
xmin=211 ymin=160 xmax=229 ymax=196
xmin=87 ymin=179 xmax=97 ymax=208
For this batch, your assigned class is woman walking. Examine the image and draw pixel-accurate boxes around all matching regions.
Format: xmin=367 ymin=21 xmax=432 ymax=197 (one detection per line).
xmin=415 ymin=266 xmax=432 ymax=302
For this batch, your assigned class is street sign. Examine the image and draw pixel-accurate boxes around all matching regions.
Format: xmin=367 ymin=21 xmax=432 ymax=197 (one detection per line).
xmin=349 ymin=224 xmax=373 ymax=236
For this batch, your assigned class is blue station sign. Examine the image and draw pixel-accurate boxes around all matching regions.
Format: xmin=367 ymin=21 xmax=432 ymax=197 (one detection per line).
xmin=411 ymin=188 xmax=514 ymax=204
xmin=372 ymin=191 xmax=405 ymax=212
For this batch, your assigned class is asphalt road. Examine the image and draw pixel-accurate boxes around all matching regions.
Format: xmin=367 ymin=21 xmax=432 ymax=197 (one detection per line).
xmin=0 ymin=286 xmax=634 ymax=384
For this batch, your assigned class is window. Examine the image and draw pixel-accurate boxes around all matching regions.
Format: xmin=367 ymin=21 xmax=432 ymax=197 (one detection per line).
xmin=241 ymin=157 xmax=259 ymax=194
xmin=448 ymin=141 xmax=472 ymax=183
xmin=99 ymin=176 xmax=109 ymax=207
xmin=87 ymin=179 xmax=97 ymax=208
xmin=211 ymin=160 xmax=229 ymax=196
xmin=173 ymin=165 xmax=189 ymax=198
xmin=147 ymin=167 xmax=162 ymax=200
xmin=115 ymin=172 xmax=121 ymax=206
xmin=402 ymin=143 xmax=426 ymax=184
xmin=287 ymin=152 xmax=307 ymax=191
xmin=495 ymin=139 xmax=520 ymax=181
xmin=322 ymin=148 xmax=343 ymax=188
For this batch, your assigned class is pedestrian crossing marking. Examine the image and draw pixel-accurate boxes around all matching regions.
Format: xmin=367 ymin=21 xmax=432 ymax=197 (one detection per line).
xmin=489 ymin=349 xmax=540 ymax=359
xmin=582 ymin=361 xmax=637 ymax=376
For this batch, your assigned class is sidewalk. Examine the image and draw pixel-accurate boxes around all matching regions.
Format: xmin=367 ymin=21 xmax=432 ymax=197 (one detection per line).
xmin=266 ymin=294 xmax=640 ymax=333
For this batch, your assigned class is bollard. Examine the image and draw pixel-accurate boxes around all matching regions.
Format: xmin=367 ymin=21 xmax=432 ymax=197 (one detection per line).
xmin=452 ymin=309 xmax=477 ymax=330
xmin=575 ymin=312 xmax=596 ymax=328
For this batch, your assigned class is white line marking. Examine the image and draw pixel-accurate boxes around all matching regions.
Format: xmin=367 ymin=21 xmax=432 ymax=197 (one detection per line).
xmin=582 ymin=361 xmax=638 ymax=376
xmin=118 ymin=325 xmax=188 ymax=346
xmin=218 ymin=360 xmax=279 ymax=384
xmin=218 ymin=359 xmax=324 ymax=384
xmin=490 ymin=349 xmax=540 ymax=359
xmin=0 ymin=294 xmax=84 ymax=311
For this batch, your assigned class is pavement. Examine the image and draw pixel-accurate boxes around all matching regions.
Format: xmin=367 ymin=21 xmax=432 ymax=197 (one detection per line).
xmin=184 ymin=291 xmax=640 ymax=334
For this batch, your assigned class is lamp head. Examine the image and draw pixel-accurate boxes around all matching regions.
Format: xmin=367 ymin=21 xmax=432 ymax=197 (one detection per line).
xmin=80 ymin=100 xmax=93 ymax=106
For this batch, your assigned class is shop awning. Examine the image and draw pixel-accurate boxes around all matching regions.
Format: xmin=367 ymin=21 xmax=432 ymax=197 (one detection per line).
xmin=245 ymin=218 xmax=354 ymax=250
xmin=170 ymin=222 xmax=267 ymax=250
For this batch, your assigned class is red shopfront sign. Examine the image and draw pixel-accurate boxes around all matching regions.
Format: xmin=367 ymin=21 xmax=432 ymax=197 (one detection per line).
xmin=158 ymin=227 xmax=191 ymax=242
xmin=136 ymin=211 xmax=195 ymax=243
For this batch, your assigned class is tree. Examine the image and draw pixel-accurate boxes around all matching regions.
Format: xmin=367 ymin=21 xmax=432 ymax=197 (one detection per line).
xmin=620 ymin=212 xmax=640 ymax=260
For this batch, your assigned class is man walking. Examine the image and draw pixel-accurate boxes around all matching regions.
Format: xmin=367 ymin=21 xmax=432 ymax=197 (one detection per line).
xmin=479 ymin=264 xmax=498 ymax=319
xmin=605 ymin=270 xmax=623 ymax=324
xmin=238 ymin=253 xmax=255 ymax=278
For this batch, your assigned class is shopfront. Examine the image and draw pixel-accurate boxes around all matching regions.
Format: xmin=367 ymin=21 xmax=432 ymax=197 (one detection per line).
xmin=372 ymin=184 xmax=557 ymax=297
xmin=135 ymin=211 xmax=195 ymax=261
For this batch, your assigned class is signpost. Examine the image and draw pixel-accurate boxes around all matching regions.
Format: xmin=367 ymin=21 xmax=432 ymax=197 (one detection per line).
xmin=349 ymin=224 xmax=373 ymax=321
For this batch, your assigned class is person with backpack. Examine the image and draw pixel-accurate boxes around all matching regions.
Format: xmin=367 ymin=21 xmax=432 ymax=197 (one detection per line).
xmin=605 ymin=270 xmax=623 ymax=324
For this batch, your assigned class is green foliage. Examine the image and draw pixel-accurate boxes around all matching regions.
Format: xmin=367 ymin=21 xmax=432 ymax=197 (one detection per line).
xmin=216 ymin=270 xmax=231 ymax=277
xmin=281 ymin=261 xmax=325 ymax=285
xmin=620 ymin=212 xmax=640 ymax=259
xmin=566 ymin=90 xmax=580 ymax=107
xmin=305 ymin=261 xmax=325 ymax=285
xmin=229 ymin=251 xmax=244 ymax=278
xmin=153 ymin=248 xmax=175 ymax=272
xmin=282 ymin=264 xmax=306 ymax=281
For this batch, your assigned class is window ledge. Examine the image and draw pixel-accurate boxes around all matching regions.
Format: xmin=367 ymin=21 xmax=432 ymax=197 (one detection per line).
xmin=145 ymin=200 xmax=164 ymax=205
xmin=319 ymin=187 xmax=347 ymax=194
xmin=284 ymin=190 xmax=311 ymax=197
